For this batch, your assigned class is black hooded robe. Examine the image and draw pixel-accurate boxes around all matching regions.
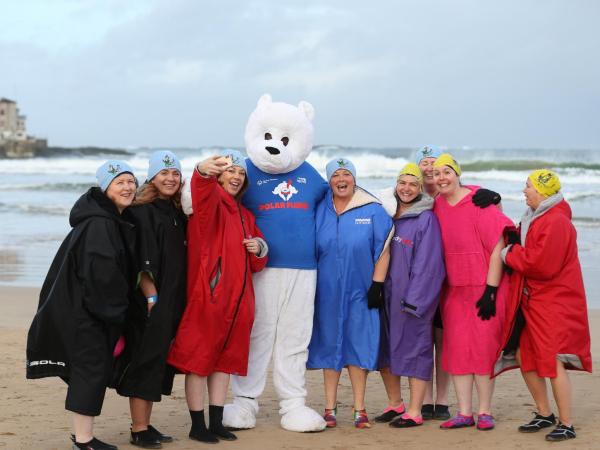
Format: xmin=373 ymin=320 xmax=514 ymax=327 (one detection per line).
xmin=114 ymin=198 xmax=187 ymax=401
xmin=26 ymin=187 xmax=136 ymax=416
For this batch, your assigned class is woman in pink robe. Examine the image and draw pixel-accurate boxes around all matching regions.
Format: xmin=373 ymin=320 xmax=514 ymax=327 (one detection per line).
xmin=432 ymin=154 xmax=513 ymax=431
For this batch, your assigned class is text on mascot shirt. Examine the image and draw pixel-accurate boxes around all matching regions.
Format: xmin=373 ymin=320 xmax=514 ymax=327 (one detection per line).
xmin=243 ymin=160 xmax=328 ymax=270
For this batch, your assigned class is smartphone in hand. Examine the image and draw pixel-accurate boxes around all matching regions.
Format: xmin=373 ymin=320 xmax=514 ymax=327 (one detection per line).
xmin=216 ymin=154 xmax=233 ymax=168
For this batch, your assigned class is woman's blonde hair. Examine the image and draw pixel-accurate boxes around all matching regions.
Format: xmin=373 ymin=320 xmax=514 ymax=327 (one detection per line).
xmin=133 ymin=181 xmax=182 ymax=209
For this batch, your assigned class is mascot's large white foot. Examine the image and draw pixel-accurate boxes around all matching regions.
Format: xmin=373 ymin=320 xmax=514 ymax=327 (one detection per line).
xmin=223 ymin=397 xmax=259 ymax=430
xmin=279 ymin=399 xmax=326 ymax=432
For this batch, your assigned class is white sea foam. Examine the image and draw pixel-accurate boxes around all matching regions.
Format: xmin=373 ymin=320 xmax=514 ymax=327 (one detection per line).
xmin=499 ymin=191 xmax=598 ymax=202
xmin=307 ymin=152 xmax=410 ymax=179
xmin=0 ymin=202 xmax=71 ymax=216
xmin=464 ymin=169 xmax=600 ymax=185
xmin=2 ymin=148 xmax=600 ymax=183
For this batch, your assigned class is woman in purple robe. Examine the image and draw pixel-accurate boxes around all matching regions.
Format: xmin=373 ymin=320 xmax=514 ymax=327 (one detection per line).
xmin=376 ymin=162 xmax=446 ymax=428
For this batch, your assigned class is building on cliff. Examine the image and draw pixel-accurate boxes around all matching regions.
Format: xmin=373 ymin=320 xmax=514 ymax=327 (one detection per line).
xmin=0 ymin=98 xmax=47 ymax=157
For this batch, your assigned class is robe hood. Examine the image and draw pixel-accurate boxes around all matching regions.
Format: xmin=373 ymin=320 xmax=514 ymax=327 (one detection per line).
xmin=397 ymin=194 xmax=434 ymax=219
xmin=519 ymin=192 xmax=566 ymax=246
xmin=328 ymin=186 xmax=382 ymax=214
xmin=70 ymin=187 xmax=130 ymax=227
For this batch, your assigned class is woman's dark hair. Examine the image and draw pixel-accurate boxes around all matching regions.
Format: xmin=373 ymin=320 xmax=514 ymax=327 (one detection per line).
xmin=218 ymin=170 xmax=249 ymax=201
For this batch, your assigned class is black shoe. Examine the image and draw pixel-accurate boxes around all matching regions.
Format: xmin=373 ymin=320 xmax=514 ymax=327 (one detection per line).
xmin=130 ymin=429 xmax=162 ymax=449
xmin=421 ymin=404 xmax=434 ymax=420
xmin=208 ymin=404 xmax=237 ymax=440
xmin=518 ymin=412 xmax=556 ymax=433
xmin=389 ymin=417 xmax=423 ymax=428
xmin=147 ymin=425 xmax=173 ymax=443
xmin=210 ymin=427 xmax=238 ymax=441
xmin=72 ymin=437 xmax=119 ymax=450
xmin=433 ymin=405 xmax=450 ymax=420
xmin=374 ymin=408 xmax=404 ymax=423
xmin=189 ymin=429 xmax=219 ymax=444
xmin=545 ymin=423 xmax=576 ymax=441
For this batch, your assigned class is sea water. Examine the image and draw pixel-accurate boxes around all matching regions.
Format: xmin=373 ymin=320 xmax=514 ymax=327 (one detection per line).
xmin=1 ymin=146 xmax=598 ymax=306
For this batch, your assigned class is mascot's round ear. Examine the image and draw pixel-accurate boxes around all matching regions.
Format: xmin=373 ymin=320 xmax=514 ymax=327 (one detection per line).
xmin=298 ymin=101 xmax=315 ymax=122
xmin=257 ymin=93 xmax=272 ymax=107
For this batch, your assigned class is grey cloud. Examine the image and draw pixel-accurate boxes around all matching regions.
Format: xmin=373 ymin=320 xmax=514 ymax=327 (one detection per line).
xmin=1 ymin=0 xmax=598 ymax=148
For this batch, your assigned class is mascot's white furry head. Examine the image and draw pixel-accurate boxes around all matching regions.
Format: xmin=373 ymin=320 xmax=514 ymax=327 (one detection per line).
xmin=245 ymin=94 xmax=315 ymax=175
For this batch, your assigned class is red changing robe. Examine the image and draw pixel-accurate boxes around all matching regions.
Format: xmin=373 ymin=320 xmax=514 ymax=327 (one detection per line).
xmin=497 ymin=199 xmax=591 ymax=378
xmin=167 ymin=171 xmax=267 ymax=376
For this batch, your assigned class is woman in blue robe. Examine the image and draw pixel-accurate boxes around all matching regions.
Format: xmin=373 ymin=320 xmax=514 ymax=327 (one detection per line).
xmin=307 ymin=158 xmax=393 ymax=429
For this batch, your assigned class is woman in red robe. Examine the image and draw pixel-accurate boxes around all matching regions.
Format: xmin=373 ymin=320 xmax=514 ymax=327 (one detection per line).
xmin=496 ymin=169 xmax=591 ymax=442
xmin=167 ymin=150 xmax=268 ymax=443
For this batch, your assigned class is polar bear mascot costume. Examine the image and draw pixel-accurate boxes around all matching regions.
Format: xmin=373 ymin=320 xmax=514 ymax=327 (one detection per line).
xmin=183 ymin=94 xmax=328 ymax=432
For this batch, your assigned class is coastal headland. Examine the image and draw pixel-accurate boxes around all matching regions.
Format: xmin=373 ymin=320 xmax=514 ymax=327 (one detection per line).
xmin=0 ymin=144 xmax=131 ymax=159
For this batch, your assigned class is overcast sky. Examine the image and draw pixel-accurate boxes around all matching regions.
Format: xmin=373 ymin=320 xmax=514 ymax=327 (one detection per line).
xmin=1 ymin=0 xmax=599 ymax=149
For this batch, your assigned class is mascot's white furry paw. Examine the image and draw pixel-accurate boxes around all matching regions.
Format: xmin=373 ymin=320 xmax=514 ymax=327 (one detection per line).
xmin=181 ymin=177 xmax=193 ymax=215
xmin=223 ymin=397 xmax=258 ymax=430
xmin=280 ymin=406 xmax=327 ymax=432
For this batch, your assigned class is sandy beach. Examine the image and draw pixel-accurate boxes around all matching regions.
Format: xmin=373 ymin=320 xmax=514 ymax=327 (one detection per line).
xmin=1 ymin=286 xmax=598 ymax=450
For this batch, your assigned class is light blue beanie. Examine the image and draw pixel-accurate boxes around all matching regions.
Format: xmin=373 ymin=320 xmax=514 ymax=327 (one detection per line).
xmin=415 ymin=145 xmax=443 ymax=164
xmin=96 ymin=160 xmax=136 ymax=191
xmin=219 ymin=149 xmax=247 ymax=172
xmin=326 ymin=157 xmax=356 ymax=181
xmin=147 ymin=150 xmax=182 ymax=181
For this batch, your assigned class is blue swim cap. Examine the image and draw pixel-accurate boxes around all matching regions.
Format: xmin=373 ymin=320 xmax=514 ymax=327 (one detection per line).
xmin=96 ymin=160 xmax=136 ymax=191
xmin=219 ymin=149 xmax=247 ymax=172
xmin=415 ymin=145 xmax=443 ymax=164
xmin=326 ymin=157 xmax=356 ymax=181
xmin=147 ymin=150 xmax=182 ymax=181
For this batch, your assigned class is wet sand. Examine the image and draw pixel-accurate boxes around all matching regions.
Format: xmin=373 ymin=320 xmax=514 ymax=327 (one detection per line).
xmin=1 ymin=286 xmax=598 ymax=450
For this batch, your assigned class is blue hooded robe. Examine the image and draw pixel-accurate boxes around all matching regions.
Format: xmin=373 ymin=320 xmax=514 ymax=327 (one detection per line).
xmin=308 ymin=187 xmax=393 ymax=371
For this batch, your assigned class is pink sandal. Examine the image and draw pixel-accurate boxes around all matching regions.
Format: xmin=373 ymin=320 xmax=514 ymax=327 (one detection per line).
xmin=440 ymin=413 xmax=475 ymax=429
xmin=389 ymin=413 xmax=424 ymax=428
xmin=374 ymin=403 xmax=406 ymax=423
xmin=477 ymin=413 xmax=495 ymax=430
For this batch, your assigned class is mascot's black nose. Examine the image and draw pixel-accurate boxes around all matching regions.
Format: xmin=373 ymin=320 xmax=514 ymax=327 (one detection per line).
xmin=265 ymin=146 xmax=280 ymax=155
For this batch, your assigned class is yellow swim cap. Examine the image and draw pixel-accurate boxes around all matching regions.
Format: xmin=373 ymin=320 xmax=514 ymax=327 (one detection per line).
xmin=397 ymin=162 xmax=422 ymax=181
xmin=528 ymin=169 xmax=561 ymax=197
xmin=433 ymin=153 xmax=461 ymax=176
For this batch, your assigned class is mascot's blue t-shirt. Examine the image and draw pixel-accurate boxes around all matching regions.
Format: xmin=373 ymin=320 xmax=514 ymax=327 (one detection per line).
xmin=243 ymin=160 xmax=328 ymax=269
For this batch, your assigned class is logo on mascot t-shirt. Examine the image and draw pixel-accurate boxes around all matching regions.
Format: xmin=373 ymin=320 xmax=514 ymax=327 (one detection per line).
xmin=256 ymin=177 xmax=310 ymax=211
xmin=272 ymin=179 xmax=298 ymax=201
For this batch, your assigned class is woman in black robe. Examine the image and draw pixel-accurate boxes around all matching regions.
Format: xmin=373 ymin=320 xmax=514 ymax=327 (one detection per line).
xmin=26 ymin=160 xmax=137 ymax=450
xmin=114 ymin=150 xmax=187 ymax=448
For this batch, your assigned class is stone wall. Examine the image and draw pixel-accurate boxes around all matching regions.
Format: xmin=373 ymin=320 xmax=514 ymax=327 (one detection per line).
xmin=0 ymin=138 xmax=48 ymax=158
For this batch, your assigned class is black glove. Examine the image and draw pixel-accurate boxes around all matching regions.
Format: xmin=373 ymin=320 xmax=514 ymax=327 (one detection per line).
xmin=367 ymin=281 xmax=384 ymax=309
xmin=472 ymin=188 xmax=501 ymax=208
xmin=506 ymin=229 xmax=520 ymax=245
xmin=476 ymin=284 xmax=497 ymax=321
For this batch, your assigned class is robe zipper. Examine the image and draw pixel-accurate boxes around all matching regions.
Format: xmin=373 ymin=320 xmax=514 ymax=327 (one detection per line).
xmin=221 ymin=203 xmax=249 ymax=352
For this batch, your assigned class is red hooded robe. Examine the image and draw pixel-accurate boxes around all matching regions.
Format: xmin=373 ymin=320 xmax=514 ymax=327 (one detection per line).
xmin=495 ymin=199 xmax=591 ymax=378
xmin=167 ymin=170 xmax=267 ymax=376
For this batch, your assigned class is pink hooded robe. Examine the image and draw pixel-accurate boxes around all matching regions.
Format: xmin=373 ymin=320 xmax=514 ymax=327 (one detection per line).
xmin=434 ymin=187 xmax=513 ymax=375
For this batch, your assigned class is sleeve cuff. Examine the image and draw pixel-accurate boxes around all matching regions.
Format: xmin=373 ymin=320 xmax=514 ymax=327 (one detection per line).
xmin=255 ymin=237 xmax=269 ymax=258
xmin=195 ymin=163 xmax=210 ymax=177
xmin=500 ymin=245 xmax=512 ymax=264
xmin=401 ymin=300 xmax=421 ymax=318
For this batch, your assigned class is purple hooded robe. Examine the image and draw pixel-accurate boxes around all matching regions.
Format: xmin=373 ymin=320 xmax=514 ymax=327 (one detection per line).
xmin=378 ymin=194 xmax=445 ymax=380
